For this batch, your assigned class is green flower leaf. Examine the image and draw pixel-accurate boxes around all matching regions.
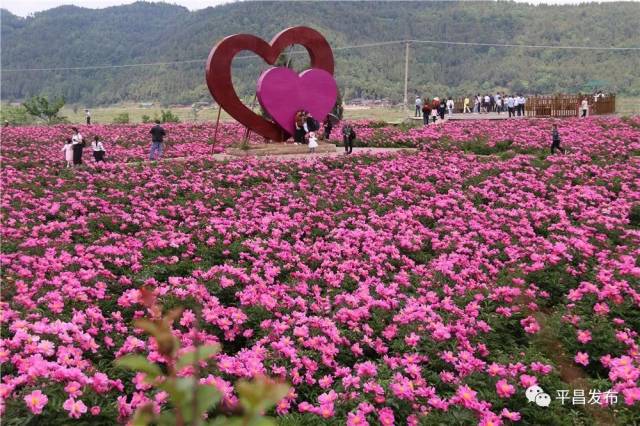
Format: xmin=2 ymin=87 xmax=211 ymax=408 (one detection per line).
xmin=176 ymin=344 xmax=221 ymax=371
xmin=115 ymin=354 xmax=162 ymax=379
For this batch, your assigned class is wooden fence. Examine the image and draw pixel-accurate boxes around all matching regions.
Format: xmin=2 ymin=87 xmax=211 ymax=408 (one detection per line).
xmin=424 ymin=94 xmax=615 ymax=117
xmin=525 ymin=94 xmax=615 ymax=117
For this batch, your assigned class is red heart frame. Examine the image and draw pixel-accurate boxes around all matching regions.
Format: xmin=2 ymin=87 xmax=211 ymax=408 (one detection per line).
xmin=205 ymin=26 xmax=335 ymax=142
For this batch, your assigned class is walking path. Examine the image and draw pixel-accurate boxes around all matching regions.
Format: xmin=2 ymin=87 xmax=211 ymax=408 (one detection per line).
xmin=122 ymin=146 xmax=417 ymax=166
xmin=215 ymin=146 xmax=417 ymax=161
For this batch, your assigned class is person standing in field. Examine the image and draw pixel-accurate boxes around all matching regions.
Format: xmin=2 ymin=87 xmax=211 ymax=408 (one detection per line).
xmin=431 ymin=97 xmax=440 ymax=123
xmin=422 ymin=100 xmax=431 ymax=126
xmin=463 ymin=96 xmax=471 ymax=113
xmin=495 ymin=95 xmax=503 ymax=114
xmin=85 ymin=109 xmax=91 ymax=125
xmin=62 ymin=138 xmax=74 ymax=168
xmin=507 ymin=95 xmax=515 ymax=117
xmin=71 ymin=127 xmax=85 ymax=165
xmin=415 ymin=96 xmax=422 ymax=117
xmin=91 ymin=135 xmax=106 ymax=162
xmin=551 ymin=124 xmax=565 ymax=154
xmin=446 ymin=97 xmax=454 ymax=117
xmin=342 ymin=122 xmax=355 ymax=154
xmin=580 ymin=97 xmax=589 ymax=118
xmin=149 ymin=120 xmax=166 ymax=160
xmin=438 ymin=97 xmax=446 ymax=120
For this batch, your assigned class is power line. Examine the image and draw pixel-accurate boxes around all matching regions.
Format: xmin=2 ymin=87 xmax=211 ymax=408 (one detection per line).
xmin=2 ymin=38 xmax=638 ymax=72
xmin=408 ymin=39 xmax=640 ymax=51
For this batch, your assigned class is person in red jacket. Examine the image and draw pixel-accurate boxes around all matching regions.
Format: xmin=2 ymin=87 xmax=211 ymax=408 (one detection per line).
xmin=421 ymin=100 xmax=432 ymax=126
xmin=431 ymin=97 xmax=440 ymax=123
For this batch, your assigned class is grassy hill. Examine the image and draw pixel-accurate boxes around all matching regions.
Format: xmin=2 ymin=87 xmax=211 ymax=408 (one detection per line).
xmin=2 ymin=1 xmax=639 ymax=105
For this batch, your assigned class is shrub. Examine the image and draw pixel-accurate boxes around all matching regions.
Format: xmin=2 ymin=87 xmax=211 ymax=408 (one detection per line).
xmin=629 ymin=204 xmax=640 ymax=227
xmin=112 ymin=112 xmax=130 ymax=124
xmin=0 ymin=104 xmax=33 ymax=125
xmin=161 ymin=110 xmax=180 ymax=123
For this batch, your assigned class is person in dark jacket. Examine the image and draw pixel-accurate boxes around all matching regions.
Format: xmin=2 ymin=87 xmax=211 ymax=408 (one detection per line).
xmin=551 ymin=124 xmax=565 ymax=154
xmin=439 ymin=98 xmax=446 ymax=120
xmin=305 ymin=112 xmax=319 ymax=134
xmin=324 ymin=117 xmax=333 ymax=140
xmin=342 ymin=122 xmax=355 ymax=154
xmin=149 ymin=120 xmax=166 ymax=160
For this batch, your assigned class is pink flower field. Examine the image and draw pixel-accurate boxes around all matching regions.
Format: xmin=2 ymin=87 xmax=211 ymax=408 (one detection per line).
xmin=1 ymin=117 xmax=640 ymax=425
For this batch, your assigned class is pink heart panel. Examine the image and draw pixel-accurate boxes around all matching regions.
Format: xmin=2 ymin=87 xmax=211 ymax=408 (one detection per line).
xmin=257 ymin=67 xmax=338 ymax=138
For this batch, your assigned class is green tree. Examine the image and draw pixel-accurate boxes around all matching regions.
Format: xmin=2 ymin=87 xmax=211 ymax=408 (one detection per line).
xmin=22 ymin=95 xmax=66 ymax=124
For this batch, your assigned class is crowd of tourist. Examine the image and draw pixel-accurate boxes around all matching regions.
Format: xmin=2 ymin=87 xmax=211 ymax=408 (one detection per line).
xmin=415 ymin=93 xmax=527 ymax=124
xmin=414 ymin=91 xmax=610 ymax=124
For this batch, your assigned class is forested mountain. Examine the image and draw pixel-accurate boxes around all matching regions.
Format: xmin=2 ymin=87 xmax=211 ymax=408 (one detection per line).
xmin=2 ymin=1 xmax=639 ymax=105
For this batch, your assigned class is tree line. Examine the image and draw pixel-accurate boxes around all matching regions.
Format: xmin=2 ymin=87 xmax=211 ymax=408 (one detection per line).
xmin=2 ymin=1 xmax=639 ymax=106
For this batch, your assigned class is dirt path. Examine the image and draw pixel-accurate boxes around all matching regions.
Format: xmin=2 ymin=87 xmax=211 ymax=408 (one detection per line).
xmin=119 ymin=146 xmax=418 ymax=166
xmin=532 ymin=311 xmax=616 ymax=426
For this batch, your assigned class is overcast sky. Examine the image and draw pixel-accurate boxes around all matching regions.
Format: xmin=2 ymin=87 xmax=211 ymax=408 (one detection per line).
xmin=1 ymin=0 xmax=627 ymax=17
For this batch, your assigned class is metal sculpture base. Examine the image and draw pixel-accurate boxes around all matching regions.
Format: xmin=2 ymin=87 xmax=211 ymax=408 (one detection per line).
xmin=226 ymin=142 xmax=336 ymax=157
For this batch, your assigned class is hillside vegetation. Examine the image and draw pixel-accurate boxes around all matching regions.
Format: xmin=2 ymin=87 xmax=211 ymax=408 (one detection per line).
xmin=2 ymin=1 xmax=639 ymax=105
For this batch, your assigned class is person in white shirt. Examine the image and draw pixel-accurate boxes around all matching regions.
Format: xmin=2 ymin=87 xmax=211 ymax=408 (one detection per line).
xmin=507 ymin=96 xmax=515 ymax=118
xmin=71 ymin=127 xmax=85 ymax=165
xmin=61 ymin=138 xmax=74 ymax=168
xmin=446 ymin=98 xmax=454 ymax=116
xmin=495 ymin=96 xmax=503 ymax=115
xmin=515 ymin=95 xmax=523 ymax=116
xmin=483 ymin=95 xmax=490 ymax=113
xmin=415 ymin=96 xmax=422 ymax=117
xmin=308 ymin=131 xmax=318 ymax=153
xmin=580 ymin=98 xmax=589 ymax=118
xmin=85 ymin=109 xmax=91 ymax=125
xmin=91 ymin=135 xmax=106 ymax=162
xmin=520 ymin=96 xmax=526 ymax=116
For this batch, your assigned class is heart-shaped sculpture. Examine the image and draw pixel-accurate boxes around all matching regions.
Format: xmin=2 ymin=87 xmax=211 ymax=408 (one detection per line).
xmin=206 ymin=27 xmax=335 ymax=142
xmin=256 ymin=67 xmax=337 ymax=137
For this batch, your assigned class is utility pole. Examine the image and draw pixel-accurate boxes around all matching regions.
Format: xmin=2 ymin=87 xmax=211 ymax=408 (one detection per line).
xmin=403 ymin=42 xmax=410 ymax=113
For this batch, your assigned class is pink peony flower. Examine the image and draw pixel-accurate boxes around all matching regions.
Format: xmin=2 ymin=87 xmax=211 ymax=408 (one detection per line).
xmin=63 ymin=398 xmax=88 ymax=419
xmin=519 ymin=374 xmax=538 ymax=388
xmin=574 ymin=352 xmax=589 ymax=366
xmin=378 ymin=407 xmax=395 ymax=425
xmin=577 ymin=330 xmax=592 ymax=344
xmin=24 ymin=390 xmax=48 ymax=415
xmin=496 ymin=379 xmax=516 ymax=398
